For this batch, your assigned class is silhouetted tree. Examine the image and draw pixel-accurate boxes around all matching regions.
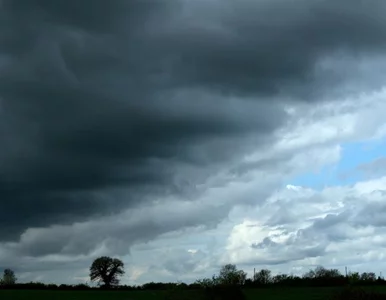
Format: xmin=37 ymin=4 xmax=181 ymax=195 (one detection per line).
xmin=1 ymin=268 xmax=16 ymax=285
xmin=217 ymin=264 xmax=247 ymax=286
xmin=89 ymin=256 xmax=124 ymax=288
xmin=194 ymin=277 xmax=217 ymax=288
xmin=272 ymin=274 xmax=289 ymax=284
xmin=194 ymin=264 xmax=246 ymax=289
xmin=361 ymin=272 xmax=376 ymax=282
xmin=254 ymin=269 xmax=272 ymax=285
xmin=303 ymin=266 xmax=341 ymax=279
xmin=348 ymin=271 xmax=360 ymax=285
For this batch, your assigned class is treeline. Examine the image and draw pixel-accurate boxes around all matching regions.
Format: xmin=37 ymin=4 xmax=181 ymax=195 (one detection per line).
xmin=1 ymin=265 xmax=386 ymax=291
xmin=244 ymin=266 xmax=384 ymax=288
xmin=195 ymin=265 xmax=386 ymax=289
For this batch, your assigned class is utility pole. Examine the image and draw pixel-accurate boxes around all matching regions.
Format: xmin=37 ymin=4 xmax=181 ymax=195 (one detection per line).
xmin=253 ymin=268 xmax=256 ymax=281
xmin=345 ymin=266 xmax=348 ymax=277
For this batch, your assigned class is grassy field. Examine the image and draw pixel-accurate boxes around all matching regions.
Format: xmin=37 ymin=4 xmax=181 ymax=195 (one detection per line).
xmin=2 ymin=286 xmax=386 ymax=300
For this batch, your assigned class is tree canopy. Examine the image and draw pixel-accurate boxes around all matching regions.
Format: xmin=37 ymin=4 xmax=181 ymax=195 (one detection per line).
xmin=89 ymin=256 xmax=125 ymax=288
xmin=216 ymin=264 xmax=247 ymax=286
xmin=1 ymin=268 xmax=17 ymax=285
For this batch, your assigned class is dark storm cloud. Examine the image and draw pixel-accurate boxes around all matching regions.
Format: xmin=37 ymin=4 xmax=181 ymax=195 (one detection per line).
xmin=3 ymin=198 xmax=231 ymax=258
xmin=1 ymin=0 xmax=386 ymax=243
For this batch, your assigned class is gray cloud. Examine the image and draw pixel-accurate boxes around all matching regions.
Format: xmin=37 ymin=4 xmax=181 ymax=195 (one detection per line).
xmin=251 ymin=237 xmax=279 ymax=249
xmin=354 ymin=200 xmax=386 ymax=228
xmin=3 ymin=196 xmax=233 ymax=258
xmin=1 ymin=0 xmax=386 ymax=255
xmin=264 ymin=207 xmax=299 ymax=226
xmin=248 ymin=229 xmax=328 ymax=266
xmin=163 ymin=249 xmax=207 ymax=275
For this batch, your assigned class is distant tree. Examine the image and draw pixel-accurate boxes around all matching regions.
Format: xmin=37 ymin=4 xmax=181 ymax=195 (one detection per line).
xmin=89 ymin=256 xmax=124 ymax=288
xmin=1 ymin=268 xmax=17 ymax=285
xmin=217 ymin=264 xmax=247 ymax=286
xmin=347 ymin=272 xmax=360 ymax=285
xmin=194 ymin=277 xmax=217 ymax=288
xmin=360 ymin=272 xmax=376 ymax=282
xmin=303 ymin=266 xmax=341 ymax=279
xmin=254 ymin=269 xmax=272 ymax=285
xmin=272 ymin=274 xmax=290 ymax=284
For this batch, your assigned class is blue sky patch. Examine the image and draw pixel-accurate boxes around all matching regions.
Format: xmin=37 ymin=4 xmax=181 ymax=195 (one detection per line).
xmin=290 ymin=138 xmax=386 ymax=189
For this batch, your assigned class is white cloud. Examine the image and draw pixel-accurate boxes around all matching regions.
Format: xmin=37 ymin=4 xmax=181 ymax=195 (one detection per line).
xmin=222 ymin=175 xmax=386 ymax=277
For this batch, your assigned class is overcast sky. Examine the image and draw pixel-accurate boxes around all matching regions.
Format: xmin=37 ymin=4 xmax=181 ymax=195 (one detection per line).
xmin=2 ymin=0 xmax=386 ymax=285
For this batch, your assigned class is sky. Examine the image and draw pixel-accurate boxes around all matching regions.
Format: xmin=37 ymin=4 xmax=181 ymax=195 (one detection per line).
xmin=1 ymin=0 xmax=386 ymax=286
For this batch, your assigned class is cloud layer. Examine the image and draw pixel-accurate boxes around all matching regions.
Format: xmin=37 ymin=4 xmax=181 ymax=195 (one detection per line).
xmin=1 ymin=0 xmax=386 ymax=284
